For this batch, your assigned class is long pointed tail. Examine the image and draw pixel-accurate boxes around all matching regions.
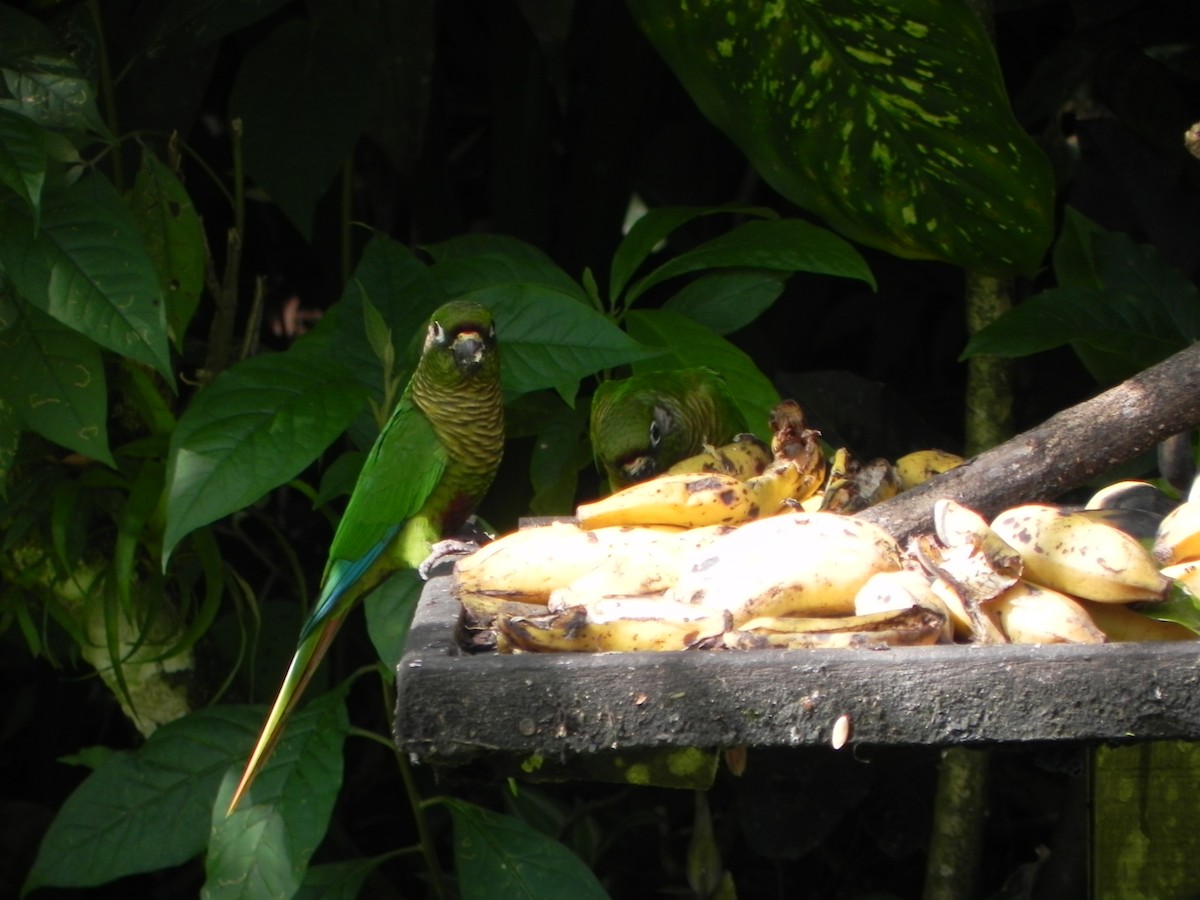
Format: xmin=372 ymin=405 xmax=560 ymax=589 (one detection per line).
xmin=226 ymin=615 xmax=345 ymax=814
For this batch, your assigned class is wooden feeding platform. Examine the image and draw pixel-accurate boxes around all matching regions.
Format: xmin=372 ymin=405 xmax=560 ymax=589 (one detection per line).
xmin=394 ymin=573 xmax=1200 ymax=780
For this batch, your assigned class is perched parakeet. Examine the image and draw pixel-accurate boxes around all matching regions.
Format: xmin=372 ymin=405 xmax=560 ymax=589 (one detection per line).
xmin=589 ymin=367 xmax=746 ymax=490
xmin=227 ymin=299 xmax=504 ymax=813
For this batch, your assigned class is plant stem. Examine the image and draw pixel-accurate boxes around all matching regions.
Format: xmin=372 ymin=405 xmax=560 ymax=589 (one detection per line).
xmin=962 ymin=272 xmax=1014 ymax=456
xmin=397 ymin=737 xmax=450 ymax=900
xmin=86 ymin=0 xmax=124 ymax=189
xmin=923 ymin=748 xmax=990 ymax=900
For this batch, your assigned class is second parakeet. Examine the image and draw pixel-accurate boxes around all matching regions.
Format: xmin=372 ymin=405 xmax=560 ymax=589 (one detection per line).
xmin=589 ymin=367 xmax=746 ymax=490
xmin=227 ymin=299 xmax=504 ymax=813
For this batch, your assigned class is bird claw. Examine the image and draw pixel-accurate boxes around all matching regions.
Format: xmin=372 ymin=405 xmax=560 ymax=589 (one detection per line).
xmin=418 ymin=539 xmax=482 ymax=580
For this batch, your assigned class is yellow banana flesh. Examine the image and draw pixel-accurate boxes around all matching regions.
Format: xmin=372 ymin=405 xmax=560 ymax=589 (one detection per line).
xmin=894 ymin=448 xmax=967 ymax=491
xmin=990 ymin=504 xmax=1170 ymax=603
xmin=575 ymin=472 xmax=759 ymax=529
xmin=1077 ymin=599 xmax=1197 ymax=642
xmin=853 ymin=569 xmax=955 ymax=642
xmin=498 ymin=600 xmax=731 ymax=653
xmin=668 ymin=511 xmax=903 ymax=624
xmin=988 ymin=580 xmax=1106 ymax=644
xmin=454 ymin=522 xmax=690 ymax=606
xmin=666 ymin=434 xmax=773 ymax=480
xmin=722 ymin=605 xmax=945 ymax=650
xmin=1153 ymin=500 xmax=1200 ymax=566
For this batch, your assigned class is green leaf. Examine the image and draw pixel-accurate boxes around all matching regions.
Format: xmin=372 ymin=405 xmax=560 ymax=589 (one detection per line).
xmin=0 ymin=296 xmax=114 ymax=465
xmin=662 ymin=270 xmax=788 ymax=335
xmin=427 ymin=233 xmax=593 ymax=304
xmin=461 ymin=288 xmax=660 ymax=396
xmin=631 ymin=0 xmax=1054 ymax=275
xmin=229 ymin=15 xmax=376 ymax=238
xmin=447 ymin=798 xmax=611 ymax=900
xmin=1051 ymin=206 xmax=1104 ymax=290
xmin=1144 ymin=581 xmax=1200 ymax=635
xmin=133 ymin=0 xmax=295 ymax=55
xmin=205 ymin=691 xmax=349 ymax=900
xmin=0 ymin=174 xmax=172 ymax=381
xmin=609 ymin=203 xmax=777 ymax=300
xmin=627 ymin=218 xmax=874 ymax=306
xmin=0 ymin=107 xmax=47 ymax=221
xmin=626 ymin=309 xmax=780 ymax=441
xmin=363 ymin=569 xmax=423 ymax=670
xmin=528 ymin=398 xmax=591 ymax=516
xmin=23 ymin=706 xmax=264 ymax=893
xmin=126 ymin=148 xmax=205 ymax=349
xmin=362 ymin=0 xmax=435 ymax=175
xmin=0 ymin=7 xmax=109 ymax=136
xmin=296 ymin=856 xmax=391 ymax=900
xmin=162 ymin=348 xmax=367 ymax=564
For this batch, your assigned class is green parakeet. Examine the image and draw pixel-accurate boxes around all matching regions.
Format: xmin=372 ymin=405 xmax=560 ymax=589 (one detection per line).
xmin=228 ymin=299 xmax=504 ymax=812
xmin=589 ymin=367 xmax=746 ymax=490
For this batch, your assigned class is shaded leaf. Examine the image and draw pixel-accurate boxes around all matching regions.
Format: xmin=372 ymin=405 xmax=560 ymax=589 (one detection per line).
xmin=0 ymin=174 xmax=172 ymax=381
xmin=662 ymin=270 xmax=788 ymax=335
xmin=162 ymin=348 xmax=366 ymax=563
xmin=609 ymin=203 xmax=776 ymax=300
xmin=627 ymin=218 xmax=875 ymax=306
xmin=0 ymin=295 xmax=113 ymax=465
xmin=363 ymin=0 xmax=435 ymax=174
xmin=626 ymin=309 xmax=780 ymax=441
xmin=229 ymin=15 xmax=376 ymax=238
xmin=296 ymin=856 xmax=391 ymax=900
xmin=205 ymin=691 xmax=349 ymax=900
xmin=428 ymin=233 xmax=592 ymax=305
xmin=0 ymin=107 xmax=46 ymax=221
xmin=363 ymin=569 xmax=423 ymax=670
xmin=528 ymin=398 xmax=591 ymax=516
xmin=631 ymin=0 xmax=1054 ymax=275
xmin=0 ymin=7 xmax=109 ymax=135
xmin=126 ymin=148 xmax=205 ymax=349
xmin=448 ymin=798 xmax=611 ymax=900
xmin=135 ymin=0 xmax=295 ymax=56
xmin=23 ymin=706 xmax=264 ymax=893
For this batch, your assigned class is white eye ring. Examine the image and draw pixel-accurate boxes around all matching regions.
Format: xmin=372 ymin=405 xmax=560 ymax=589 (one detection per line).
xmin=649 ymin=420 xmax=662 ymax=448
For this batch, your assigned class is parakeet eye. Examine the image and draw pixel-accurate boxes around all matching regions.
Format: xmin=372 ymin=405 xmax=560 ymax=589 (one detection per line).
xmin=649 ymin=406 xmax=672 ymax=448
xmin=430 ymin=321 xmax=446 ymax=344
xmin=649 ymin=420 xmax=661 ymax=447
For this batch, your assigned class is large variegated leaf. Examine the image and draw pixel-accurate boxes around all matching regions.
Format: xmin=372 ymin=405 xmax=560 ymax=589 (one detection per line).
xmin=630 ymin=0 xmax=1054 ymax=276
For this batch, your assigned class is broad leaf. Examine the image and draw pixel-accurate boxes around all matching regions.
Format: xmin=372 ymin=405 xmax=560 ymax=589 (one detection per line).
xmin=0 ymin=296 xmax=113 ymax=465
xmin=364 ymin=569 xmax=423 ymax=669
xmin=206 ymin=691 xmax=349 ymax=900
xmin=229 ymin=14 xmax=376 ymax=238
xmin=447 ymin=798 xmax=611 ymax=900
xmin=296 ymin=856 xmax=391 ymax=900
xmin=662 ymin=270 xmax=788 ymax=335
xmin=126 ymin=148 xmax=205 ymax=349
xmin=626 ymin=218 xmax=875 ymax=306
xmin=0 ymin=7 xmax=109 ymax=136
xmin=453 ymin=287 xmax=661 ymax=396
xmin=134 ymin=0 xmax=295 ymax=55
xmin=0 ymin=107 xmax=46 ymax=221
xmin=609 ymin=203 xmax=777 ymax=300
xmin=0 ymin=174 xmax=173 ymax=381
xmin=631 ymin=0 xmax=1054 ymax=275
xmin=23 ymin=706 xmax=263 ymax=893
xmin=626 ymin=309 xmax=780 ymax=440
xmin=528 ymin=397 xmax=591 ymax=516
xmin=163 ymin=347 xmax=366 ymax=563
xmin=362 ymin=0 xmax=435 ymax=175
xmin=427 ymin=233 xmax=592 ymax=305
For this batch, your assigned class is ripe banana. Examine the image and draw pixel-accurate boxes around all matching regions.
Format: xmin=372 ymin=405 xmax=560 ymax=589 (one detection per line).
xmin=990 ymin=504 xmax=1170 ymax=603
xmin=743 ymin=458 xmax=824 ymax=514
xmin=498 ymin=599 xmax=731 ymax=653
xmin=928 ymin=576 xmax=987 ymax=641
xmin=1153 ymin=500 xmax=1200 ymax=566
xmin=820 ymin=449 xmax=901 ymax=513
xmin=914 ymin=500 xmax=1023 ymax=606
xmin=1077 ymin=598 xmax=1197 ymax=643
xmin=666 ymin=433 xmax=773 ymax=480
xmin=668 ymin=511 xmax=903 ymax=624
xmin=894 ymin=448 xmax=967 ymax=491
xmin=988 ymin=579 xmax=1106 ymax=644
xmin=454 ymin=522 xmax=691 ymax=607
xmin=853 ymin=569 xmax=954 ymax=642
xmin=721 ymin=605 xmax=944 ymax=650
xmin=575 ymin=472 xmax=759 ymax=529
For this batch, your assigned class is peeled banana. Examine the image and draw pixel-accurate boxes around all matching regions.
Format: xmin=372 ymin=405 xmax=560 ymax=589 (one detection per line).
xmin=988 ymin=580 xmax=1106 ymax=644
xmin=721 ymin=605 xmax=944 ymax=650
xmin=894 ymin=448 xmax=966 ymax=491
xmin=990 ymin=504 xmax=1170 ymax=603
xmin=1153 ymin=500 xmax=1200 ymax=566
xmin=499 ymin=599 xmax=730 ymax=653
xmin=575 ymin=472 xmax=759 ymax=529
xmin=668 ymin=511 xmax=903 ymax=623
xmin=853 ymin=569 xmax=955 ymax=642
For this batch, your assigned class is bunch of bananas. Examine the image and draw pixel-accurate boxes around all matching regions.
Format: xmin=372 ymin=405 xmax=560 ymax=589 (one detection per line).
xmin=451 ymin=400 xmax=1200 ymax=654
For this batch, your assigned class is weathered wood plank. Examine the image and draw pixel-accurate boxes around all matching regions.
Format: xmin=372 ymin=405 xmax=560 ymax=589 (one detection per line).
xmin=395 ymin=575 xmax=1200 ymax=769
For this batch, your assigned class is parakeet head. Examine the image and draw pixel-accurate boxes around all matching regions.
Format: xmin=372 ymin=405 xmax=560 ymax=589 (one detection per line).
xmin=419 ymin=300 xmax=499 ymax=382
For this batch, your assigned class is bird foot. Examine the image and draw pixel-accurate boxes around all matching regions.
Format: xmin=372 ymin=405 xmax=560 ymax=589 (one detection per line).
xmin=417 ymin=538 xmax=482 ymax=580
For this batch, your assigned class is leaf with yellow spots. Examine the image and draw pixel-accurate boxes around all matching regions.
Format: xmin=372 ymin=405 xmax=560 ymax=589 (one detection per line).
xmin=631 ymin=0 xmax=1054 ymax=276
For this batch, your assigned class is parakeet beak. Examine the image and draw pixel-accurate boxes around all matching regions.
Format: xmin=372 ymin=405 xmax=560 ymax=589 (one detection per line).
xmin=621 ymin=454 xmax=656 ymax=482
xmin=452 ymin=330 xmax=485 ymax=371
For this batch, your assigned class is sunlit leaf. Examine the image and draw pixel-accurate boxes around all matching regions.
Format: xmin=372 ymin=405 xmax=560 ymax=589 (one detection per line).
xmin=631 ymin=0 xmax=1054 ymax=275
xmin=163 ymin=347 xmax=366 ymax=563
